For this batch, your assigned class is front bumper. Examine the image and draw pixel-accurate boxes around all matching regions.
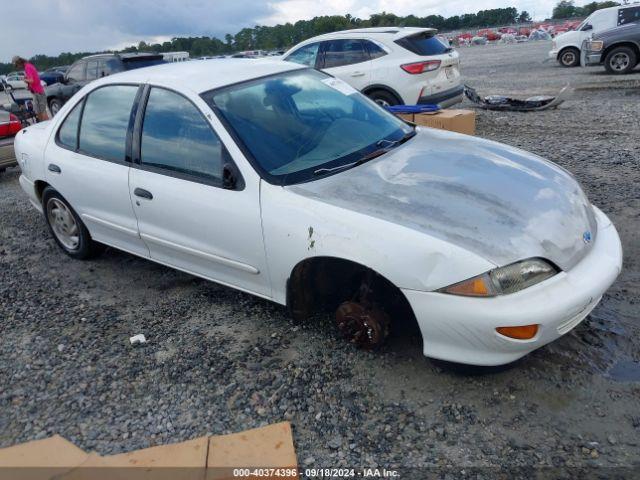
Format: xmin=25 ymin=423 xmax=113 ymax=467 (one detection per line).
xmin=417 ymin=84 xmax=464 ymax=108
xmin=582 ymin=52 xmax=603 ymax=67
xmin=548 ymin=49 xmax=558 ymax=60
xmin=402 ymin=206 xmax=622 ymax=366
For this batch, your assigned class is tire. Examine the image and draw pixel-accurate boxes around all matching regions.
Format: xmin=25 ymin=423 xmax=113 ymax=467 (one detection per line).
xmin=42 ymin=186 xmax=103 ymax=259
xmin=48 ymin=98 xmax=64 ymax=117
xmin=558 ymin=47 xmax=580 ymax=67
xmin=367 ymin=89 xmax=401 ymax=107
xmin=604 ymin=46 xmax=637 ymax=75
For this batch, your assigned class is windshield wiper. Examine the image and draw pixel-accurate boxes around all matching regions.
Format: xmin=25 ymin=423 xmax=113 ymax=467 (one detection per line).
xmin=313 ymin=129 xmax=416 ymax=177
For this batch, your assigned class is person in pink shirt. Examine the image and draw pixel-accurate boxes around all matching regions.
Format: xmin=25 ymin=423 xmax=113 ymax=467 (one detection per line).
xmin=12 ymin=56 xmax=49 ymax=122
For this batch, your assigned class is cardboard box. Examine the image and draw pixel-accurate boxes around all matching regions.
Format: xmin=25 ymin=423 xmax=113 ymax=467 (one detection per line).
xmin=0 ymin=422 xmax=297 ymax=480
xmin=397 ymin=109 xmax=476 ymax=135
xmin=207 ymin=422 xmax=298 ymax=480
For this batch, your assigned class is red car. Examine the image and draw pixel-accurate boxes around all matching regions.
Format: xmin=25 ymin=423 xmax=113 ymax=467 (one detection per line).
xmin=0 ymin=110 xmax=20 ymax=173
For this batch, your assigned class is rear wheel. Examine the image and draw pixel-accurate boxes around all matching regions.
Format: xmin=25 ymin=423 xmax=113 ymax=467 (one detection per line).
xmin=42 ymin=187 xmax=103 ymax=259
xmin=558 ymin=47 xmax=580 ymax=67
xmin=604 ymin=47 xmax=637 ymax=74
xmin=367 ymin=89 xmax=401 ymax=107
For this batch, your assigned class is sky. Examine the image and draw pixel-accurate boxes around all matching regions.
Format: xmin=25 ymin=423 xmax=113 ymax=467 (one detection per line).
xmin=2 ymin=0 xmax=568 ymax=62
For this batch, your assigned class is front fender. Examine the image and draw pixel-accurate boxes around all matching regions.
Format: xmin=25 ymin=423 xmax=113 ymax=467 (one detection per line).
xmin=260 ymin=182 xmax=495 ymax=305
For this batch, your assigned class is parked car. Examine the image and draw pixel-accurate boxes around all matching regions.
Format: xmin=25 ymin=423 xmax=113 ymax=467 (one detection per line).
xmin=549 ymin=3 xmax=640 ymax=66
xmin=1 ymin=71 xmax=48 ymax=91
xmin=40 ymin=66 xmax=69 ymax=86
xmin=14 ymin=60 xmax=622 ymax=366
xmin=582 ymin=22 xmax=640 ymax=74
xmin=282 ymin=27 xmax=463 ymax=108
xmin=45 ymin=53 xmax=166 ymax=116
xmin=0 ymin=110 xmax=20 ymax=173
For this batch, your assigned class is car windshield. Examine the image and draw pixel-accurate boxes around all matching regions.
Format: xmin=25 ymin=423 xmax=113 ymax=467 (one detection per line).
xmin=202 ymin=69 xmax=412 ymax=184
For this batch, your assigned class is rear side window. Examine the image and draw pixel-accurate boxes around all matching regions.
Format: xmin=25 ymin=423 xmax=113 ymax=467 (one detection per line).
xmin=79 ymin=85 xmax=138 ymax=162
xmin=395 ymin=33 xmax=451 ymax=56
xmin=123 ymin=57 xmax=166 ymax=70
xmin=322 ymin=39 xmax=369 ymax=68
xmin=618 ymin=7 xmax=640 ymax=25
xmin=285 ymin=43 xmax=320 ymax=67
xmin=365 ymin=40 xmax=388 ymax=60
xmin=140 ymin=88 xmax=223 ymax=183
xmin=57 ymin=101 xmax=82 ymax=149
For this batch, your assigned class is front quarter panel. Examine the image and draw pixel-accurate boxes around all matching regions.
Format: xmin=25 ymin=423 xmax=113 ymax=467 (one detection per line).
xmin=260 ymin=182 xmax=496 ymax=305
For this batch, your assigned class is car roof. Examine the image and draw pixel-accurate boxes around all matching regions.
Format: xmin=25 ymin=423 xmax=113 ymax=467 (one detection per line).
xmin=306 ymin=26 xmax=436 ymax=41
xmin=93 ymin=58 xmax=305 ymax=94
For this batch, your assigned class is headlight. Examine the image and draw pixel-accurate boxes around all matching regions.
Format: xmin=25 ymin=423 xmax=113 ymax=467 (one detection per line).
xmin=588 ymin=40 xmax=604 ymax=52
xmin=438 ymin=258 xmax=559 ymax=297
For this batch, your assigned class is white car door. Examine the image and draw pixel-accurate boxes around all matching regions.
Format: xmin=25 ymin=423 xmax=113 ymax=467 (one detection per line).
xmin=44 ymin=84 xmax=149 ymax=257
xmin=320 ymin=39 xmax=372 ymax=91
xmin=128 ymin=86 xmax=270 ymax=298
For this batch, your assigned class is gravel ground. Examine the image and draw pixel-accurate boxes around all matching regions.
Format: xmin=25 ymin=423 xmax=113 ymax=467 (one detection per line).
xmin=1 ymin=40 xmax=639 ymax=476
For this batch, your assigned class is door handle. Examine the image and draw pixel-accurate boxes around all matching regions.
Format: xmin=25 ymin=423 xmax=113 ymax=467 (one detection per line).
xmin=48 ymin=163 xmax=61 ymax=173
xmin=134 ymin=188 xmax=153 ymax=200
xmin=350 ymin=71 xmax=365 ymax=77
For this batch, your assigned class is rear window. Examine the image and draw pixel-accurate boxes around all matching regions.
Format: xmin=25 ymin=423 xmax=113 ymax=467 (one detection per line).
xmin=123 ymin=57 xmax=166 ymax=70
xmin=395 ymin=32 xmax=451 ymax=56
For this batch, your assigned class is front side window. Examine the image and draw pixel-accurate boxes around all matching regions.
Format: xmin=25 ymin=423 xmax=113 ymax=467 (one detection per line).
xmin=203 ymin=69 xmax=412 ymax=185
xmin=79 ymin=85 xmax=138 ymax=162
xmin=57 ymin=101 xmax=83 ymax=149
xmin=322 ymin=40 xmax=369 ymax=68
xmin=285 ymin=43 xmax=320 ymax=67
xmin=141 ymin=88 xmax=223 ymax=182
xmin=66 ymin=62 xmax=85 ymax=83
xmin=85 ymin=60 xmax=99 ymax=81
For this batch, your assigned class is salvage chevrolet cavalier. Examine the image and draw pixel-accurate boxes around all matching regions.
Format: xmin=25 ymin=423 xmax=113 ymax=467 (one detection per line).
xmin=14 ymin=60 xmax=622 ymax=366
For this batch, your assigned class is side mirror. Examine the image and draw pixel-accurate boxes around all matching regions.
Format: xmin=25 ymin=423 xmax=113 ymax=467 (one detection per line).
xmin=222 ymin=163 xmax=238 ymax=190
xmin=582 ymin=24 xmax=593 ymax=31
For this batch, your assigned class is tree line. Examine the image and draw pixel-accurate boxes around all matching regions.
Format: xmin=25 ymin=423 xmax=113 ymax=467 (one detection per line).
xmin=0 ymin=1 xmax=621 ymax=75
xmin=552 ymin=0 xmax=619 ymax=19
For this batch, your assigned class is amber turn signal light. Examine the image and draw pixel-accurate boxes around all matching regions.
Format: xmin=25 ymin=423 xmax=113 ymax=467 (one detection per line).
xmin=496 ymin=324 xmax=539 ymax=340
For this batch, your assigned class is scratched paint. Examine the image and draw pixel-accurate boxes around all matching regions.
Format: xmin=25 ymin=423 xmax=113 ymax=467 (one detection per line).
xmin=289 ymin=128 xmax=597 ymax=271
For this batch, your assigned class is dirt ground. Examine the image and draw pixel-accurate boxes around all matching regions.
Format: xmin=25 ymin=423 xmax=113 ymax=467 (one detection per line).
xmin=1 ymin=40 xmax=639 ymax=476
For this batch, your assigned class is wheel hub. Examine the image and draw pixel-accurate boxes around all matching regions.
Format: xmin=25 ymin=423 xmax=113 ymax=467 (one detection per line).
xmin=47 ymin=198 xmax=79 ymax=251
xmin=336 ymin=301 xmax=390 ymax=350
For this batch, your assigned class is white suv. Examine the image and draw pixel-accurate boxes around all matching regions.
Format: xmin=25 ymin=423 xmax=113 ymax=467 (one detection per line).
xmin=282 ymin=27 xmax=463 ymax=108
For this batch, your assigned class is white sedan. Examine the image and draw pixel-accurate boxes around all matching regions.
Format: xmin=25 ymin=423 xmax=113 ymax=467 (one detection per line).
xmin=14 ymin=60 xmax=622 ymax=366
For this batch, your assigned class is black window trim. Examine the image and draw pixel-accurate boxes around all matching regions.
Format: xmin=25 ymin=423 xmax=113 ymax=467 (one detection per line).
xmin=54 ymin=82 xmax=143 ymax=166
xmin=132 ymin=84 xmax=244 ymax=190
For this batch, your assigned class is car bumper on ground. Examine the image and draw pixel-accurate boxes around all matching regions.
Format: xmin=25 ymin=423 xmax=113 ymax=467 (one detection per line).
xmin=417 ymin=84 xmax=464 ymax=108
xmin=402 ymin=206 xmax=623 ymax=366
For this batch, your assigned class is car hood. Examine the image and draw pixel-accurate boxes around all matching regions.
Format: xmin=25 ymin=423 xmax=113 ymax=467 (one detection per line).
xmin=289 ymin=128 xmax=597 ymax=271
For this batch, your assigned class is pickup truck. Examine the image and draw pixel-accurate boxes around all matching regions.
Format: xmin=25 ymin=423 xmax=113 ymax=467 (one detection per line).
xmin=582 ymin=22 xmax=640 ymax=74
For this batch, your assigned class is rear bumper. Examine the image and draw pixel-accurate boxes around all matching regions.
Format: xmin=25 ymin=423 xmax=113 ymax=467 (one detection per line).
xmin=417 ymin=84 xmax=464 ymax=108
xmin=0 ymin=137 xmax=17 ymax=169
xmin=402 ymin=206 xmax=622 ymax=366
